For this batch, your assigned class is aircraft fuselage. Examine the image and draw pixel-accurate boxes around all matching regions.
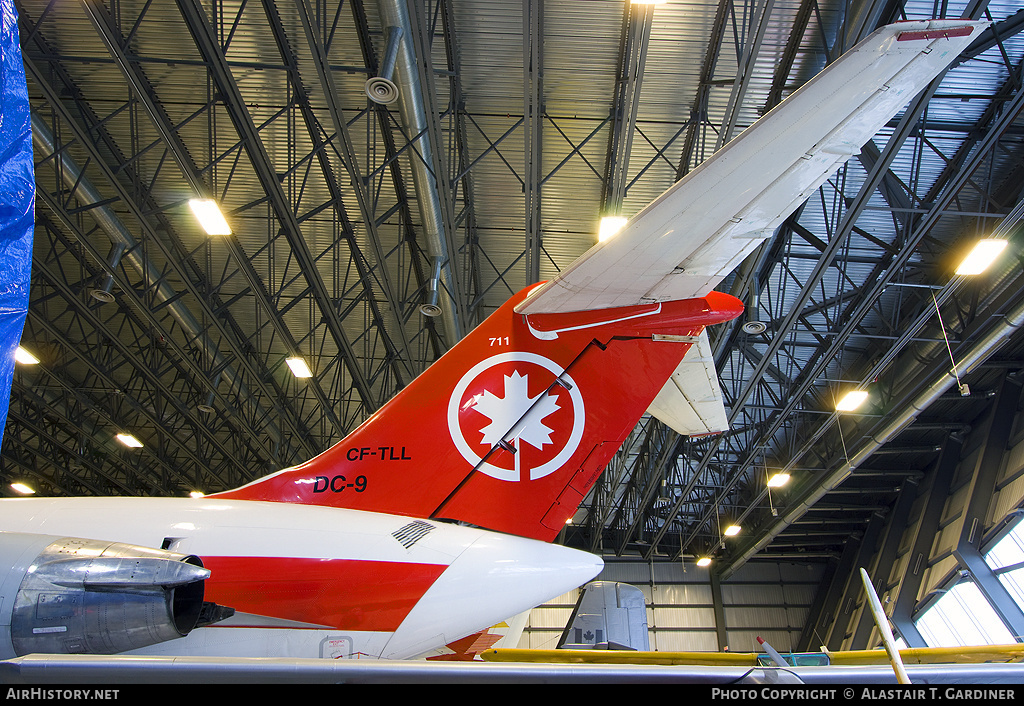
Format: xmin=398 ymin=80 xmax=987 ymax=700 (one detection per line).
xmin=0 ymin=497 xmax=602 ymax=659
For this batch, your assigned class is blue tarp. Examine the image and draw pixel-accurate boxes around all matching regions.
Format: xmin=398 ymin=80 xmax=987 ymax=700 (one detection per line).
xmin=0 ymin=0 xmax=33 ymax=446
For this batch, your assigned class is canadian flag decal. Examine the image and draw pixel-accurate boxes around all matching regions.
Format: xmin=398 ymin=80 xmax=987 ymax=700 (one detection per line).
xmin=447 ymin=352 xmax=585 ymax=481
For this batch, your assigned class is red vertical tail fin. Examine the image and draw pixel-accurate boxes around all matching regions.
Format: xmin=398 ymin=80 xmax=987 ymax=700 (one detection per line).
xmin=215 ymin=286 xmax=742 ymax=541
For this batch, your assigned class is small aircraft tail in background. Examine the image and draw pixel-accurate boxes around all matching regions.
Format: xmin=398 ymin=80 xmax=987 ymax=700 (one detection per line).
xmin=557 ymin=581 xmax=650 ymax=651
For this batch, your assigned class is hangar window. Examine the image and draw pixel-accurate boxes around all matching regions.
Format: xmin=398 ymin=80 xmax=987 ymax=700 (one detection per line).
xmin=984 ymin=518 xmax=1024 ymax=606
xmin=915 ymin=580 xmax=1014 ymax=647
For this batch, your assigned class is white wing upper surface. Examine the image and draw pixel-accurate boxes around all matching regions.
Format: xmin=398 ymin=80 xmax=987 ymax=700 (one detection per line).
xmin=516 ymin=20 xmax=986 ymax=316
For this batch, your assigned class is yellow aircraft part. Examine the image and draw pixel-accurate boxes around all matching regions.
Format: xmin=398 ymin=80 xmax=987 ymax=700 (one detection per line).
xmin=481 ymin=644 xmax=1024 ymax=666
xmin=481 ymin=649 xmax=762 ymax=666
xmin=830 ymin=644 xmax=1024 ymax=665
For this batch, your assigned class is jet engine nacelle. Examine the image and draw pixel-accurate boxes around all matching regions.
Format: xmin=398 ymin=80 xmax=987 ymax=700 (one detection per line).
xmin=0 ymin=532 xmax=220 ymax=658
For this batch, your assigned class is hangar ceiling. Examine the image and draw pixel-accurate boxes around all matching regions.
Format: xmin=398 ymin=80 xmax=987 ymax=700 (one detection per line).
xmin=4 ymin=0 xmax=1024 ymax=582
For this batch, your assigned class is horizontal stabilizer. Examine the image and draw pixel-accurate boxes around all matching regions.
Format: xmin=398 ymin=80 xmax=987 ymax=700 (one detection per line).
xmin=646 ymin=330 xmax=728 ymax=436
xmin=517 ymin=20 xmax=986 ymax=316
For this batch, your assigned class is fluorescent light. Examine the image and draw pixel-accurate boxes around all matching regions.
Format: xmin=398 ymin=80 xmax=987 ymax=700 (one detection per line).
xmin=836 ymin=389 xmax=869 ymax=412
xmin=599 ymin=216 xmax=628 ymax=242
xmin=116 ymin=433 xmax=143 ymax=448
xmin=724 ymin=524 xmax=741 ymax=537
xmin=188 ymin=199 xmax=232 ymax=235
xmin=956 ymin=239 xmax=1007 ymax=276
xmin=286 ymin=356 xmax=313 ymax=378
xmin=767 ymin=472 xmax=790 ymax=488
xmin=696 ymin=557 xmax=712 ymax=567
xmin=14 ymin=346 xmax=39 ymax=365
xmin=10 ymin=482 xmax=34 ymax=495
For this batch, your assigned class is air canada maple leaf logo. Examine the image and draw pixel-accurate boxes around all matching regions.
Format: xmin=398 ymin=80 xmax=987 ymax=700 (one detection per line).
xmin=448 ymin=352 xmax=585 ymax=482
xmin=473 ymin=371 xmax=560 ymax=450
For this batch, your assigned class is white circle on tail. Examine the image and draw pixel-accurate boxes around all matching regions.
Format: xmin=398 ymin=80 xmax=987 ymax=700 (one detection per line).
xmin=447 ymin=352 xmax=585 ymax=481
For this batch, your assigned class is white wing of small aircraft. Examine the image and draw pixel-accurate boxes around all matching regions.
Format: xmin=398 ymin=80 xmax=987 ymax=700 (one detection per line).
xmin=0 ymin=19 xmax=988 ymax=673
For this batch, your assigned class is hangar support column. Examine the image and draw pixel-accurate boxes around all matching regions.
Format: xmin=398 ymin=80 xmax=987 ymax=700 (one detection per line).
xmin=798 ymin=531 xmax=862 ymax=652
xmin=850 ymin=477 xmax=921 ymax=649
xmin=890 ymin=436 xmax=963 ymax=647
xmin=710 ymin=572 xmax=728 ymax=651
xmin=796 ymin=558 xmax=838 ymax=652
xmin=953 ymin=374 xmax=1024 ymax=640
xmin=825 ymin=511 xmax=887 ymax=651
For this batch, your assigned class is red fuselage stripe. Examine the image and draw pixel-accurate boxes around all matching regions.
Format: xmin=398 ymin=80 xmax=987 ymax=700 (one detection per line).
xmin=200 ymin=556 xmax=447 ymax=631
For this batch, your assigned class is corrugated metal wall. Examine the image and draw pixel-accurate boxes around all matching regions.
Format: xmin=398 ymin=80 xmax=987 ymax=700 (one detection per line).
xmin=520 ymin=559 xmax=825 ymax=652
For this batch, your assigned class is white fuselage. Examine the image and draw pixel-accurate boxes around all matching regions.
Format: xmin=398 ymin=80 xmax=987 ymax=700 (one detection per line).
xmin=0 ymin=497 xmax=602 ymax=659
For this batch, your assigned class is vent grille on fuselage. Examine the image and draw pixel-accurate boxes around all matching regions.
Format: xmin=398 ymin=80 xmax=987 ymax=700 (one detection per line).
xmin=392 ymin=520 xmax=435 ymax=549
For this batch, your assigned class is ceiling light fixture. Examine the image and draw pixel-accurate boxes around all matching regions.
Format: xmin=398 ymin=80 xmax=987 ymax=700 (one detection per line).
xmin=10 ymin=482 xmax=34 ymax=495
xmin=724 ymin=524 xmax=741 ymax=537
xmin=696 ymin=556 xmax=712 ymax=567
xmin=599 ymin=216 xmax=628 ymax=242
xmin=115 ymin=433 xmax=143 ymax=448
xmin=836 ymin=389 xmax=869 ymax=412
xmin=767 ymin=472 xmax=790 ymax=488
xmin=14 ymin=346 xmax=39 ymax=365
xmin=13 ymin=346 xmax=38 ymax=362
xmin=188 ymin=199 xmax=232 ymax=236
xmin=955 ymin=238 xmax=1007 ymax=276
xmin=286 ymin=356 xmax=313 ymax=378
